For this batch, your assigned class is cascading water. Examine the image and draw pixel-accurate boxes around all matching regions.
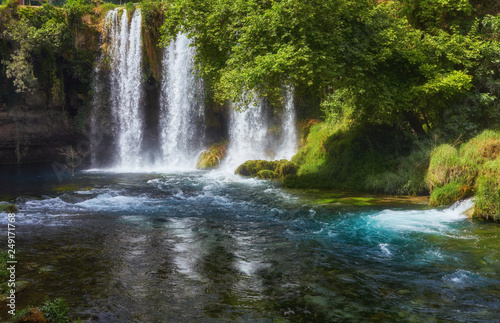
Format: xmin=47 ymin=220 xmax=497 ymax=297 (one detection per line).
xmin=159 ymin=34 xmax=205 ymax=169
xmin=223 ymin=88 xmax=298 ymax=171
xmin=104 ymin=9 xmax=144 ymax=169
xmin=223 ymin=97 xmax=271 ymax=170
xmin=275 ymin=86 xmax=298 ymax=160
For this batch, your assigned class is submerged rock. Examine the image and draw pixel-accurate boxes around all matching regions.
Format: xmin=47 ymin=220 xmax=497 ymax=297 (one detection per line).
xmin=235 ymin=159 xmax=299 ymax=179
xmin=196 ymin=141 xmax=227 ymax=170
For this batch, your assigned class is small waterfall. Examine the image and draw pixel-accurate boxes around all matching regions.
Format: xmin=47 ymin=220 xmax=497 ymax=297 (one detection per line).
xmin=159 ymin=34 xmax=205 ymax=169
xmin=224 ymin=88 xmax=298 ymax=171
xmin=105 ymin=9 xmax=144 ymax=169
xmin=275 ymin=86 xmax=298 ymax=160
xmin=224 ymin=98 xmax=271 ymax=170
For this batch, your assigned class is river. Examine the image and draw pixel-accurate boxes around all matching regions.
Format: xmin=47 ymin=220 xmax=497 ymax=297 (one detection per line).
xmin=1 ymin=166 xmax=499 ymax=322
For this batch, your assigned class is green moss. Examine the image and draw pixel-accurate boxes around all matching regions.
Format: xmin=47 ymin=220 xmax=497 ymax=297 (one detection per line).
xmin=235 ymin=160 xmax=276 ymax=177
xmin=196 ymin=141 xmax=227 ymax=170
xmin=276 ymin=160 xmax=300 ymax=177
xmin=0 ymin=203 xmax=17 ymax=213
xmin=256 ymin=170 xmax=281 ymax=179
xmin=235 ymin=160 xmax=299 ymax=179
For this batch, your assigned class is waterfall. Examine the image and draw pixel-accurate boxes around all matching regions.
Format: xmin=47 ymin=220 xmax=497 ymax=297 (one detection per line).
xmin=275 ymin=86 xmax=298 ymax=160
xmin=92 ymin=13 xmax=297 ymax=173
xmin=223 ymin=88 xmax=298 ymax=171
xmin=159 ymin=34 xmax=205 ymax=169
xmin=105 ymin=9 xmax=144 ymax=169
xmin=223 ymin=97 xmax=271 ymax=170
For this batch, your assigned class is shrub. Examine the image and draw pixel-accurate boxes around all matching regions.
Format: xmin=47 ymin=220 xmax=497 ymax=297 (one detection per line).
xmin=429 ymin=182 xmax=463 ymax=206
xmin=427 ymin=131 xmax=500 ymax=219
xmin=40 ymin=298 xmax=70 ymax=323
xmin=474 ymin=160 xmax=500 ymax=221
xmin=427 ymin=144 xmax=465 ymax=190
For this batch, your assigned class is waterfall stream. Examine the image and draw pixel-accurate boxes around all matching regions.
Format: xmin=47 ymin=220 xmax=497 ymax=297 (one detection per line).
xmin=224 ymin=88 xmax=298 ymax=170
xmin=159 ymin=34 xmax=205 ymax=169
xmin=93 ymin=18 xmax=297 ymax=172
xmin=104 ymin=9 xmax=144 ymax=169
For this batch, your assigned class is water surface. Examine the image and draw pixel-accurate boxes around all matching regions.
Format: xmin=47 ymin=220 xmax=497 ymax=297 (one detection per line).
xmin=1 ymin=168 xmax=499 ymax=322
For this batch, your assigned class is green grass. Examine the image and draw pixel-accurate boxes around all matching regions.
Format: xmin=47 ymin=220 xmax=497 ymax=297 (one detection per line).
xmin=474 ymin=159 xmax=500 ymax=221
xmin=427 ymin=130 xmax=500 ymax=220
xmin=284 ymin=120 xmax=423 ymax=194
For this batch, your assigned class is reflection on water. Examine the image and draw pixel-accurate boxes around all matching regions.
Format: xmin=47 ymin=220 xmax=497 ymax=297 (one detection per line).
xmin=1 ymin=168 xmax=500 ymax=322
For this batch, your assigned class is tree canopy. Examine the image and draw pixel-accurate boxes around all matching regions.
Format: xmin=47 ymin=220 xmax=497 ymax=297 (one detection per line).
xmin=160 ymin=0 xmax=499 ymax=136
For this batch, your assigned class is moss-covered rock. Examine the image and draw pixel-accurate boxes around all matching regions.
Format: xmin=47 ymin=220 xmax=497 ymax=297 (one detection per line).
xmin=235 ymin=160 xmax=277 ymax=177
xmin=196 ymin=141 xmax=227 ymax=170
xmin=256 ymin=170 xmax=281 ymax=179
xmin=276 ymin=160 xmax=300 ymax=177
xmin=235 ymin=159 xmax=299 ymax=179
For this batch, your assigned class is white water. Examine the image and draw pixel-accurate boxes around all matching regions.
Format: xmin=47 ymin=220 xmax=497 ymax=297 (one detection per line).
xmin=275 ymin=86 xmax=298 ymax=160
xmin=223 ymin=88 xmax=298 ymax=171
xmin=159 ymin=34 xmax=205 ymax=169
xmin=105 ymin=9 xmax=144 ymax=169
xmin=367 ymin=198 xmax=474 ymax=234
xmin=223 ymin=98 xmax=270 ymax=170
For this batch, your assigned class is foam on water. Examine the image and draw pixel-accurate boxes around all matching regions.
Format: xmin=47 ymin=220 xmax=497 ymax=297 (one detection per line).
xmin=366 ymin=199 xmax=474 ymax=234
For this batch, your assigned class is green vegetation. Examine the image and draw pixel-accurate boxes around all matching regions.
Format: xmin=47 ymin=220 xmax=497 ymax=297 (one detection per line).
xmin=196 ymin=141 xmax=227 ymax=170
xmin=11 ymin=298 xmax=85 ymax=323
xmin=0 ymin=250 xmax=9 ymax=298
xmin=427 ymin=130 xmax=500 ymax=220
xmin=0 ymin=202 xmax=17 ymax=213
xmin=283 ymin=119 xmax=428 ymax=195
xmin=235 ymin=160 xmax=299 ymax=179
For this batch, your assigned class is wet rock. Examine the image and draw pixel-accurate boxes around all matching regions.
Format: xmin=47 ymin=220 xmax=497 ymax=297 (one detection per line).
xmin=196 ymin=142 xmax=227 ymax=170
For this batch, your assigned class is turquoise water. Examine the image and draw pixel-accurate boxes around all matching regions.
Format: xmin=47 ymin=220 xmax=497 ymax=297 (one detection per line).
xmin=1 ymin=168 xmax=499 ymax=322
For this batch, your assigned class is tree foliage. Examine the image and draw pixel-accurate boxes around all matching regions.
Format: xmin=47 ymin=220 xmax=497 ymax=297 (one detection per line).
xmin=160 ymin=0 xmax=497 ymax=135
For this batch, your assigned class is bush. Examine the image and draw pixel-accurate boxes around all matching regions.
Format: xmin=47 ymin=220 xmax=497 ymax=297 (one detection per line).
xmin=366 ymin=145 xmax=430 ymax=195
xmin=427 ymin=130 xmax=500 ymax=219
xmin=40 ymin=298 xmax=70 ymax=323
xmin=427 ymin=144 xmax=465 ymax=190
xmin=429 ymin=182 xmax=462 ymax=206
xmin=474 ymin=160 xmax=500 ymax=221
